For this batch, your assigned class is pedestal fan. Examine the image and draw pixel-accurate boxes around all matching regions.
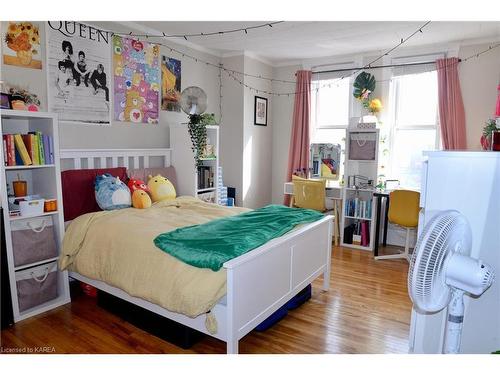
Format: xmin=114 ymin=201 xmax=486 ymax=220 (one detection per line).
xmin=408 ymin=210 xmax=495 ymax=353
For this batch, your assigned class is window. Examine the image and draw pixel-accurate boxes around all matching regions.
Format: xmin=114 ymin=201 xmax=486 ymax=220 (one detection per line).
xmin=311 ymin=78 xmax=350 ymax=129
xmin=386 ymin=70 xmax=440 ymax=189
xmin=310 ymin=78 xmax=351 ymax=180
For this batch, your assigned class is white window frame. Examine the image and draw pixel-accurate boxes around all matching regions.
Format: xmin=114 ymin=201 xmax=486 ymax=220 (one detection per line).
xmin=386 ymin=71 xmax=441 ymax=185
xmin=311 ymin=75 xmax=354 ymax=131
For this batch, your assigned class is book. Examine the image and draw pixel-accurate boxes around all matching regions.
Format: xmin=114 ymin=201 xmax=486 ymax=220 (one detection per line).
xmin=14 ymin=147 xmax=23 ymax=165
xmin=4 ymin=135 xmax=15 ymax=166
xmin=37 ymin=132 xmax=45 ymax=165
xmin=2 ymin=136 xmax=7 ymax=166
xmin=13 ymin=134 xmax=32 ymax=165
xmin=42 ymin=135 xmax=50 ymax=164
xmin=22 ymin=134 xmax=33 ymax=162
xmin=28 ymin=132 xmax=40 ymax=165
xmin=48 ymin=135 xmax=54 ymax=164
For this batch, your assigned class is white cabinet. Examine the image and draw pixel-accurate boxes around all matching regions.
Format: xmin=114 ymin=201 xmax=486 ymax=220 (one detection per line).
xmin=409 ymin=151 xmax=500 ymax=353
xmin=170 ymin=124 xmax=220 ymax=204
xmin=0 ymin=110 xmax=70 ymax=322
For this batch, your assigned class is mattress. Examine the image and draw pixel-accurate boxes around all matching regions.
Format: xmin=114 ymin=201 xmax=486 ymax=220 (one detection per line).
xmin=59 ymin=196 xmax=249 ymax=333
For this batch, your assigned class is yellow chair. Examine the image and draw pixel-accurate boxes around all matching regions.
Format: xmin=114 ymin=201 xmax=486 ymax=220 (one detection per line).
xmin=290 ymin=175 xmax=326 ymax=211
xmin=375 ymin=189 xmax=420 ymax=262
xmin=290 ymin=175 xmax=338 ymax=244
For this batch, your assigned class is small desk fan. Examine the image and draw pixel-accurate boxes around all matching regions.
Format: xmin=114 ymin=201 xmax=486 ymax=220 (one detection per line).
xmin=408 ymin=210 xmax=495 ymax=353
xmin=180 ymin=86 xmax=207 ymax=115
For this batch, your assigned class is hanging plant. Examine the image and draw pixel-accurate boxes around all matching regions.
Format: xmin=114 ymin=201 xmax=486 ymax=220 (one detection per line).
xmin=187 ymin=114 xmax=208 ymax=168
xmin=353 ymin=71 xmax=376 ymax=100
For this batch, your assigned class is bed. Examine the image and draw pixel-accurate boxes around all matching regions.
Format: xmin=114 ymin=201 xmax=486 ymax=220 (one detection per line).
xmin=59 ymin=148 xmax=333 ymax=354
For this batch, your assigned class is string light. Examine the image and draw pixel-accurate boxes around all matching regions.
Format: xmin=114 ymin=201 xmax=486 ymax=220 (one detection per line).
xmin=64 ymin=21 xmax=499 ymax=97
xmin=115 ymin=21 xmax=283 ymax=39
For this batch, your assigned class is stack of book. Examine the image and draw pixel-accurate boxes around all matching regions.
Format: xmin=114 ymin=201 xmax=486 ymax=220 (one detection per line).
xmin=345 ymin=197 xmax=372 ymax=219
xmin=217 ymin=166 xmax=227 ymax=206
xmin=3 ymin=132 xmax=54 ymax=166
xmin=197 ymin=166 xmax=214 ymax=190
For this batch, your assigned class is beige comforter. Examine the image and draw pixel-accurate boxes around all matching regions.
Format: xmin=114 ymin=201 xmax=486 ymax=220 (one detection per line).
xmin=60 ymin=196 xmax=249 ymax=333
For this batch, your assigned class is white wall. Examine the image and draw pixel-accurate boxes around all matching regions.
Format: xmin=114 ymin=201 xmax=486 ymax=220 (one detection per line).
xmin=459 ymin=43 xmax=500 ymax=150
xmin=220 ymin=55 xmax=244 ymax=206
xmin=0 ymin=22 xmax=222 ymax=149
xmin=219 ymin=54 xmax=273 ymax=208
xmin=271 ymin=65 xmax=299 ymax=204
xmin=242 ymin=56 xmax=272 ymax=209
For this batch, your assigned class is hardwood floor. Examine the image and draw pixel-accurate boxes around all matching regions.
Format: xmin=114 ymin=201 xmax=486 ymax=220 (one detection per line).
xmin=0 ymin=246 xmax=412 ymax=354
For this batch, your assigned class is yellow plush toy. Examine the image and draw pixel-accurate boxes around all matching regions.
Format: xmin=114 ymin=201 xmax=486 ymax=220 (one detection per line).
xmin=147 ymin=174 xmax=176 ymax=202
xmin=131 ymin=189 xmax=152 ymax=209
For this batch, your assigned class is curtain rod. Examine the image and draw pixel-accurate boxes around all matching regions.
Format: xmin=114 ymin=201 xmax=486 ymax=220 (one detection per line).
xmin=308 ymin=59 xmax=461 ymax=75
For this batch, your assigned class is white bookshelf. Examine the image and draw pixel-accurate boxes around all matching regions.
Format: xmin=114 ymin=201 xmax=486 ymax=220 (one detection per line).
xmin=170 ymin=123 xmax=220 ymax=204
xmin=340 ymin=128 xmax=379 ymax=251
xmin=0 ymin=109 xmax=70 ymax=322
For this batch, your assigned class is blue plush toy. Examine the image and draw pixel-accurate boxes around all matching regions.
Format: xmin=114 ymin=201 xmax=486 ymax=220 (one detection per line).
xmin=95 ymin=173 xmax=132 ymax=210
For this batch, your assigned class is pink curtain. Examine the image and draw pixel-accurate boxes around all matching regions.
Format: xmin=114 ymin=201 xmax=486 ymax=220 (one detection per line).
xmin=284 ymin=70 xmax=312 ymax=205
xmin=436 ymin=58 xmax=467 ymax=150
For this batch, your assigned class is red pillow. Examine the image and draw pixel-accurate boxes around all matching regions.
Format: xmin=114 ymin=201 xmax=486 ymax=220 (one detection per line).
xmin=61 ymin=167 xmax=128 ymax=221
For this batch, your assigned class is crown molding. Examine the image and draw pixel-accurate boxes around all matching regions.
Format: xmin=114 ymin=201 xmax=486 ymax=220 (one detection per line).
xmin=221 ymin=51 xmax=275 ymax=67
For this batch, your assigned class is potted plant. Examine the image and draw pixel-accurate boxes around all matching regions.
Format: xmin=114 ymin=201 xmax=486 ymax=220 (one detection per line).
xmin=480 ymin=119 xmax=498 ymax=150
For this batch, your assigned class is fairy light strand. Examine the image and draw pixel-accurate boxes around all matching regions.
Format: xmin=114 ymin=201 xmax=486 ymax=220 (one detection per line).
xmin=66 ymin=21 xmax=499 ymax=97
xmin=116 ymin=21 xmax=284 ymax=39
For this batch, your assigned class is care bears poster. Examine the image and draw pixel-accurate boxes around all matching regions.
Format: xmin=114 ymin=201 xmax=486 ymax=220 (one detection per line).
xmin=113 ymin=35 xmax=160 ymax=124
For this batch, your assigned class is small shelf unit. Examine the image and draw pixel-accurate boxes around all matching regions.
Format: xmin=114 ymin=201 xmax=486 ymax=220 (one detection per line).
xmin=340 ymin=127 xmax=379 ymax=251
xmin=0 ymin=109 xmax=70 ymax=322
xmin=170 ymin=124 xmax=220 ymax=204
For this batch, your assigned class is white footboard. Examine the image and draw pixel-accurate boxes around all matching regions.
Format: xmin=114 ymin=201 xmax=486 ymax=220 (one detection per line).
xmin=223 ymin=215 xmax=333 ymax=353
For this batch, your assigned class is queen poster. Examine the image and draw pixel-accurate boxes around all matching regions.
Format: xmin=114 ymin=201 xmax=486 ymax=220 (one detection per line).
xmin=47 ymin=21 xmax=111 ymax=125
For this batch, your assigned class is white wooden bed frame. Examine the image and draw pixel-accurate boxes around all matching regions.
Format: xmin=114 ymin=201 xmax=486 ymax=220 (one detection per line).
xmin=59 ymin=148 xmax=333 ymax=354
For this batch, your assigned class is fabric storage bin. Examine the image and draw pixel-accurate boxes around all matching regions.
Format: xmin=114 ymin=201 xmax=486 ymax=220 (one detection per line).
xmin=11 ymin=217 xmax=57 ymax=267
xmin=16 ymin=261 xmax=58 ymax=312
xmin=348 ymin=131 xmax=377 ymax=160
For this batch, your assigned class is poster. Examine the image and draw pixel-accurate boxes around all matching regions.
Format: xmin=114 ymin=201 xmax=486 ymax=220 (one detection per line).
xmin=161 ymin=56 xmax=181 ymax=112
xmin=47 ymin=21 xmax=111 ymax=125
xmin=113 ymin=35 xmax=160 ymax=124
xmin=3 ymin=22 xmax=42 ymax=69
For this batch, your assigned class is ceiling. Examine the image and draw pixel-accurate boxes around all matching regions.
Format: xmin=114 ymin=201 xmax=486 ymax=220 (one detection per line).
xmin=131 ymin=21 xmax=500 ymax=65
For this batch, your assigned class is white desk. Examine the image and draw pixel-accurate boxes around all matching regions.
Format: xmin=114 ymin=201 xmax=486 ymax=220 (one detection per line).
xmin=284 ymin=180 xmax=343 ymax=245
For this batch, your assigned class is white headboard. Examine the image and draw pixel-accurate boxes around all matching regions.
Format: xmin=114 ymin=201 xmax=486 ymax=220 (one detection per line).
xmin=59 ymin=148 xmax=172 ymax=171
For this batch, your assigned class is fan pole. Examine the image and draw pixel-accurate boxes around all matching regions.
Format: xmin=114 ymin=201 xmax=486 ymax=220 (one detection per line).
xmin=443 ymin=288 xmax=465 ymax=354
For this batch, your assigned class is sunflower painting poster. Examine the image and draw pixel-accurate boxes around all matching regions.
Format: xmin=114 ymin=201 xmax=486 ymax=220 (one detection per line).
xmin=161 ymin=56 xmax=181 ymax=112
xmin=3 ymin=22 xmax=42 ymax=69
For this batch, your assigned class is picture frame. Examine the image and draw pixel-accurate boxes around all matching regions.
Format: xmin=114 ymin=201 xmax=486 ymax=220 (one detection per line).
xmin=0 ymin=93 xmax=12 ymax=109
xmin=254 ymin=96 xmax=268 ymax=126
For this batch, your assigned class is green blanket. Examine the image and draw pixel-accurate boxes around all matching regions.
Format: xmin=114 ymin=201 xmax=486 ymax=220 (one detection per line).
xmin=154 ymin=204 xmax=324 ymax=271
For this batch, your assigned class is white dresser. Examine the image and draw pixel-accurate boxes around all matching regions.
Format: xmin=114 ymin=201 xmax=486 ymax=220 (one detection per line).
xmin=409 ymin=151 xmax=500 ymax=353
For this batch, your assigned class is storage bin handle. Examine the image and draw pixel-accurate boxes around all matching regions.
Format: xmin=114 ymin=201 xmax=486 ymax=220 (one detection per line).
xmin=27 ymin=221 xmax=47 ymax=233
xmin=31 ymin=267 xmax=50 ymax=283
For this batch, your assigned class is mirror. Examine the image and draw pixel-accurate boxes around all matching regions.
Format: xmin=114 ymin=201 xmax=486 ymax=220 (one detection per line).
xmin=310 ymin=143 xmax=341 ymax=180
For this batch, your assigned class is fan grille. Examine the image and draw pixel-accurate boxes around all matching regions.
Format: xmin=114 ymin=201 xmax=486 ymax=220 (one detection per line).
xmin=408 ymin=211 xmax=471 ymax=312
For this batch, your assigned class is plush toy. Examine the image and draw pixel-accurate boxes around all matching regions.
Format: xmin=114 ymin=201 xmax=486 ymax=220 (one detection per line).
xmin=95 ymin=173 xmax=131 ymax=210
xmin=127 ymin=178 xmax=151 ymax=195
xmin=131 ymin=189 xmax=152 ymax=209
xmin=147 ymin=174 xmax=176 ymax=202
